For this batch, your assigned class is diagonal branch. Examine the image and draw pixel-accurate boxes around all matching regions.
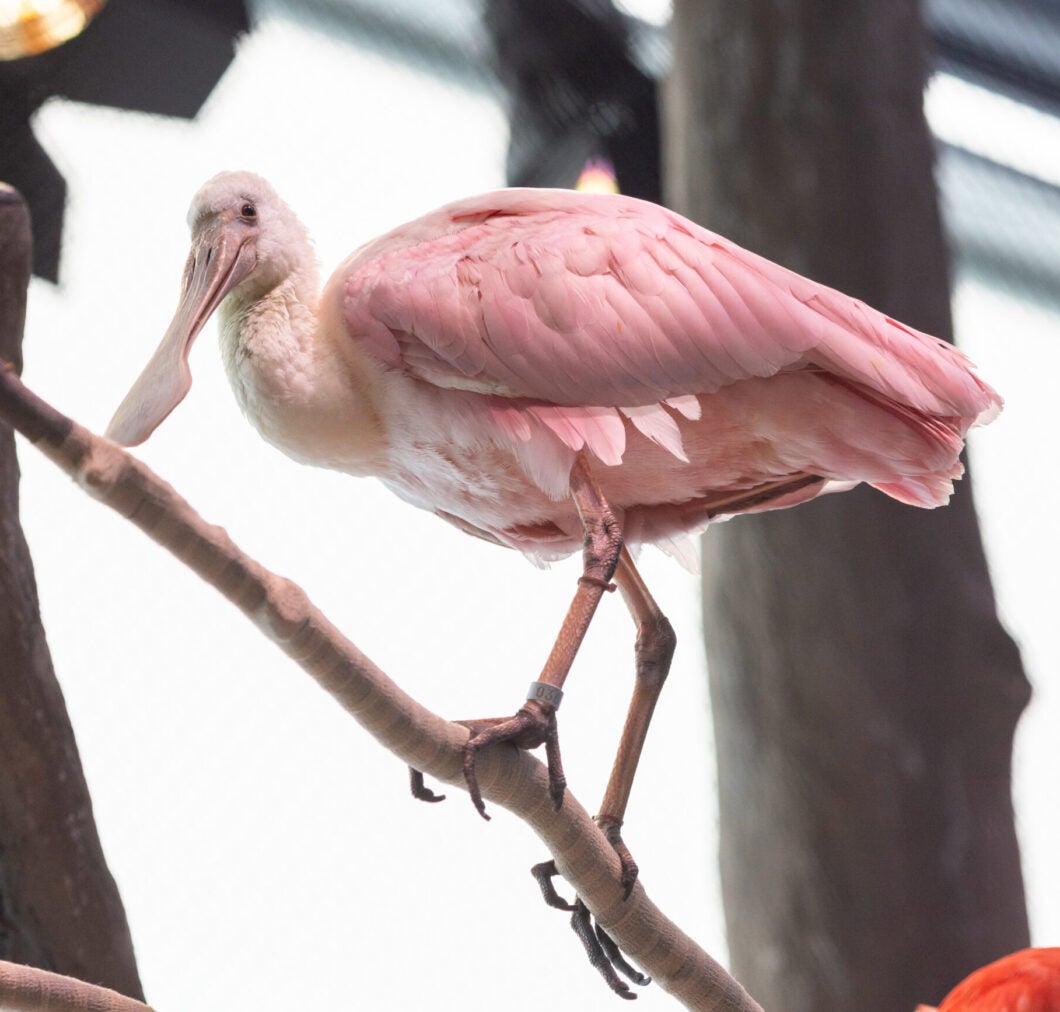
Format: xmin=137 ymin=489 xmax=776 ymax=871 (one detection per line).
xmin=0 ymin=363 xmax=761 ymax=1012
xmin=0 ymin=959 xmax=154 ymax=1012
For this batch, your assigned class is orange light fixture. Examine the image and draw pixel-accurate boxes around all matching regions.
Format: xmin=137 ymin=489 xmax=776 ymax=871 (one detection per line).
xmin=0 ymin=0 xmax=105 ymax=60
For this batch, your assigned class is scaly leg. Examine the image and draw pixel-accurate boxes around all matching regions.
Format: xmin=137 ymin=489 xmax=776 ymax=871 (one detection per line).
xmin=460 ymin=452 xmax=623 ymax=817
xmin=597 ymin=547 xmax=676 ymax=897
xmin=412 ymin=452 xmax=624 ymax=818
xmin=529 ymin=548 xmax=674 ymax=995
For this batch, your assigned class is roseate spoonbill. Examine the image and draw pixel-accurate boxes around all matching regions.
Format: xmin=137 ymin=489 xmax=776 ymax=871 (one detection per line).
xmin=916 ymin=947 xmax=1060 ymax=1010
xmin=106 ymin=172 xmax=1000 ymax=996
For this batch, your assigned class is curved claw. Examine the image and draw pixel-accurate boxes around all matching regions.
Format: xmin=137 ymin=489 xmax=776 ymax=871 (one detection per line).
xmin=409 ymin=767 xmax=446 ymax=803
xmin=543 ymin=716 xmax=567 ymax=810
xmin=530 ymin=860 xmax=577 ymax=911
xmin=595 ymin=921 xmax=651 ymax=987
xmin=598 ymin=817 xmax=639 ymax=899
xmin=462 ymin=739 xmax=493 ymax=821
xmin=531 ymin=860 xmax=651 ymax=998
xmin=460 ymin=703 xmax=564 ymax=819
xmin=571 ymin=899 xmax=639 ymax=999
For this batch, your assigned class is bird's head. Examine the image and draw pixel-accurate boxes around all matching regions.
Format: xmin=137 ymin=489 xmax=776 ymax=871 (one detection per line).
xmin=106 ymin=171 xmax=312 ymax=446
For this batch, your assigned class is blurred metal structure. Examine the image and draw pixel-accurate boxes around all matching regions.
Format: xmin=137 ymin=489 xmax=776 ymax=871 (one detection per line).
xmin=274 ymin=0 xmax=1060 ymax=305
xmin=2 ymin=0 xmax=1057 ymax=294
xmin=931 ymin=0 xmax=1060 ymax=108
xmin=926 ymin=0 xmax=1060 ymax=301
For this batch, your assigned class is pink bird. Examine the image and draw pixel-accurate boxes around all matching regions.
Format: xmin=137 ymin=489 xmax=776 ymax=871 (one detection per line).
xmin=106 ymin=172 xmax=1000 ymax=995
xmin=916 ymin=947 xmax=1060 ymax=1010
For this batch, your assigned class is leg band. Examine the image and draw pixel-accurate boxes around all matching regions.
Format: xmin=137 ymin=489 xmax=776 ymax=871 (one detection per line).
xmin=526 ymin=681 xmax=564 ymax=709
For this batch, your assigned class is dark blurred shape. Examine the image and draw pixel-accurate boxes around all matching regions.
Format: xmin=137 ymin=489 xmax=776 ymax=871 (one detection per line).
xmin=0 ymin=126 xmax=66 ymax=284
xmin=668 ymin=1 xmax=1031 ymax=1009
xmin=484 ymin=0 xmax=661 ymax=201
xmin=0 ymin=0 xmax=249 ymax=282
xmin=0 ymin=183 xmax=146 ymax=1004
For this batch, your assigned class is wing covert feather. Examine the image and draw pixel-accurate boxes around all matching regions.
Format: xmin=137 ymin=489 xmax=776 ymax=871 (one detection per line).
xmin=338 ymin=189 xmax=997 ymax=422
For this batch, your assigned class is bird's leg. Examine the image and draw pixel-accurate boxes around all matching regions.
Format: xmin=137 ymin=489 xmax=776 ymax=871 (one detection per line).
xmin=596 ymin=547 xmax=676 ymax=898
xmin=456 ymin=452 xmax=624 ymax=820
xmin=529 ymin=548 xmax=671 ymax=996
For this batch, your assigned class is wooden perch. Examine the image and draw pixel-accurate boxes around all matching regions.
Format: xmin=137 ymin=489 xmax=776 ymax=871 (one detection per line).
xmin=0 ymin=362 xmax=761 ymax=1012
xmin=0 ymin=959 xmax=154 ymax=1012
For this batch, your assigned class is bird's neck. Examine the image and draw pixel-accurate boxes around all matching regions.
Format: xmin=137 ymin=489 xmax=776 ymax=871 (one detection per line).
xmin=218 ymin=265 xmax=318 ymax=390
xmin=218 ymin=267 xmax=388 ymax=475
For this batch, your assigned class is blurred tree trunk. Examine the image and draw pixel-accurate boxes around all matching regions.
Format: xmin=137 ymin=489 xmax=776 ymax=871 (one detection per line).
xmin=0 ymin=186 xmax=144 ymax=1000
xmin=664 ymin=3 xmax=1031 ymax=1009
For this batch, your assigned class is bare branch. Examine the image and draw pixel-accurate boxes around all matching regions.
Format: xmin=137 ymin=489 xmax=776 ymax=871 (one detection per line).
xmin=0 ymin=959 xmax=154 ymax=1012
xmin=0 ymin=363 xmax=760 ymax=1012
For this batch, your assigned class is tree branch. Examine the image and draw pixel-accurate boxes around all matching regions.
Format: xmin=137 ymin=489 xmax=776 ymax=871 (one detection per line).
xmin=0 ymin=959 xmax=153 ymax=1012
xmin=0 ymin=363 xmax=760 ymax=1012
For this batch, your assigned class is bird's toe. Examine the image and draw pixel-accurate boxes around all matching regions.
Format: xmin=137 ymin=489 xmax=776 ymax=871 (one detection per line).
xmin=530 ymin=860 xmax=650 ymax=999
xmin=409 ymin=767 xmax=446 ymax=803
xmin=456 ymin=701 xmax=563 ymax=819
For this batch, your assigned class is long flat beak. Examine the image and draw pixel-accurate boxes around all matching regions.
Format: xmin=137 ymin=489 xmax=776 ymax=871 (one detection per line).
xmin=105 ymin=217 xmax=256 ymax=446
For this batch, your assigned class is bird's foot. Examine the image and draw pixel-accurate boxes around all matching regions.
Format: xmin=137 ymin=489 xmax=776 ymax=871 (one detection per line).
xmin=408 ymin=698 xmax=566 ymax=819
xmin=596 ymin=816 xmax=639 ymax=900
xmin=531 ymin=860 xmax=650 ymax=999
xmin=460 ymin=698 xmax=566 ymax=819
xmin=409 ymin=767 xmax=445 ymax=803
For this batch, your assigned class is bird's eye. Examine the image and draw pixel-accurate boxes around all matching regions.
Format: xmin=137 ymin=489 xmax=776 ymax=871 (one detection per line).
xmin=240 ymin=202 xmax=257 ymax=221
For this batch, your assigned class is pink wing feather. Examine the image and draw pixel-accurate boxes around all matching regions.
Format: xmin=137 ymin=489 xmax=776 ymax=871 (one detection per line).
xmin=339 ymin=188 xmax=997 ymax=425
xmin=333 ymin=188 xmax=998 ymax=528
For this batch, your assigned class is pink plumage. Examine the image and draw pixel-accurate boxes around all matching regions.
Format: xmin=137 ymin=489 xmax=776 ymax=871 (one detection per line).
xmin=330 ymin=188 xmax=998 ymax=561
xmin=107 ymin=178 xmax=999 ymax=570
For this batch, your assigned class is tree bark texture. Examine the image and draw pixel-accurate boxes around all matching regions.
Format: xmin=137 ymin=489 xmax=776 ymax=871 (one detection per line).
xmin=664 ymin=3 xmax=1031 ymax=1010
xmin=0 ymin=186 xmax=144 ymax=1000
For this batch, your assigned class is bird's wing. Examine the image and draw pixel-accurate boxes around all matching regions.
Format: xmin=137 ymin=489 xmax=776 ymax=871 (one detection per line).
xmin=338 ymin=188 xmax=998 ymax=424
